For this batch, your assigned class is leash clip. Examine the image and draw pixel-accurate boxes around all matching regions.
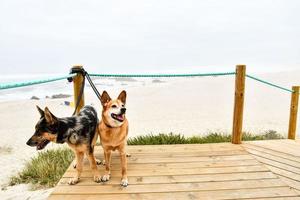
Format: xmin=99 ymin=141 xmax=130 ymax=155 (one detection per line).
xmin=68 ymin=67 xmax=87 ymax=82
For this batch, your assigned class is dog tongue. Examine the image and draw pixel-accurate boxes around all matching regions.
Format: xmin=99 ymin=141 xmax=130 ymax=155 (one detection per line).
xmin=117 ymin=115 xmax=124 ymax=121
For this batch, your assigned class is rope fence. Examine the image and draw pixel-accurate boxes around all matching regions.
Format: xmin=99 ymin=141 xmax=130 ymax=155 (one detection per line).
xmin=0 ymin=74 xmax=76 ymax=90
xmin=0 ymin=70 xmax=295 ymax=94
xmin=0 ymin=65 xmax=299 ymax=142
xmin=88 ymin=72 xmax=236 ymax=78
xmin=246 ymin=74 xmax=294 ymax=93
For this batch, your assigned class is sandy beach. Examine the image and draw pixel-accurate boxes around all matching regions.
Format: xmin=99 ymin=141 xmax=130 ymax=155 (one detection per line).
xmin=0 ymin=70 xmax=299 ymax=199
xmin=1 ymin=0 xmax=299 ymax=198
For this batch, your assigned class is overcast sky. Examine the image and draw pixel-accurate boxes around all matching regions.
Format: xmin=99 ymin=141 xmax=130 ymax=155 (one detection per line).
xmin=0 ymin=0 xmax=299 ymax=75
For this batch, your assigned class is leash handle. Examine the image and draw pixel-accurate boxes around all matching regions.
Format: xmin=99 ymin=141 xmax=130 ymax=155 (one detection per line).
xmin=68 ymin=68 xmax=102 ymax=116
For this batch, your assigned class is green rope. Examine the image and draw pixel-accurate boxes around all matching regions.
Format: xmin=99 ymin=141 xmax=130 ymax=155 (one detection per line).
xmin=246 ymin=74 xmax=294 ymax=93
xmin=88 ymin=72 xmax=236 ymax=78
xmin=0 ymin=71 xmax=295 ymax=94
xmin=0 ymin=72 xmax=235 ymax=91
xmin=0 ymin=74 xmax=76 ymax=90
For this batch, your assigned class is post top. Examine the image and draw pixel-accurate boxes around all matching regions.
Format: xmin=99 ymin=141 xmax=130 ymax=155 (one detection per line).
xmin=292 ymin=86 xmax=300 ymax=93
xmin=72 ymin=65 xmax=83 ymax=69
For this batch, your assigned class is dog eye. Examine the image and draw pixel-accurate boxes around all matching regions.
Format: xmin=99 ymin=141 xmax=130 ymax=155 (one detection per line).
xmin=112 ymin=105 xmax=117 ymax=108
xmin=122 ymin=105 xmax=125 ymax=107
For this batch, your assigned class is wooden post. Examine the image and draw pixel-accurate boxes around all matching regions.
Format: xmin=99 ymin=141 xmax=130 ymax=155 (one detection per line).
xmin=288 ymin=86 xmax=300 ymax=139
xmin=232 ymin=65 xmax=246 ymax=144
xmin=71 ymin=65 xmax=85 ymax=114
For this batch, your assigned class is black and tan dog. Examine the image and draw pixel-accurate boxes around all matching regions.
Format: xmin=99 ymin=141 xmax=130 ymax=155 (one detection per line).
xmin=98 ymin=90 xmax=129 ymax=187
xmin=26 ymin=105 xmax=101 ymax=185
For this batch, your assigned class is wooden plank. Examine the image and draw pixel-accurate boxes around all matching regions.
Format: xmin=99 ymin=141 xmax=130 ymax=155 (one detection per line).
xmin=249 ymin=154 xmax=300 ymax=191
xmin=276 ymin=174 xmax=300 ymax=192
xmin=263 ymin=140 xmax=300 ymax=155
xmin=106 ymin=150 xmax=248 ymax=157
xmin=265 ymin=165 xmax=300 ymax=183
xmin=115 ymin=143 xmax=245 ymax=152
xmin=94 ymin=144 xmax=245 ymax=155
xmin=59 ymin=172 xmax=277 ymax=186
xmin=245 ymin=148 xmax=300 ymax=171
xmin=63 ymin=164 xmax=268 ymax=178
xmin=249 ymin=155 xmax=300 ymax=175
xmin=243 ymin=143 xmax=300 ymax=163
xmin=48 ymin=187 xmax=299 ymax=200
xmin=48 ymin=141 xmax=300 ymax=200
xmin=92 ymin=154 xmax=255 ymax=165
xmin=277 ymin=139 xmax=300 ymax=150
xmin=70 ymin=159 xmax=260 ymax=172
xmin=248 ymin=198 xmax=300 ymax=200
xmin=245 ymin=140 xmax=300 ymax=157
xmin=245 ymin=144 xmax=300 ymax=192
xmin=52 ymin=179 xmax=287 ymax=195
xmin=270 ymin=139 xmax=300 ymax=147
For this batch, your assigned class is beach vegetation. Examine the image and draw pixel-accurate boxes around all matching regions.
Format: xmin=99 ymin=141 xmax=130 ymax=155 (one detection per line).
xmin=127 ymin=130 xmax=284 ymax=145
xmin=10 ymin=148 xmax=74 ymax=188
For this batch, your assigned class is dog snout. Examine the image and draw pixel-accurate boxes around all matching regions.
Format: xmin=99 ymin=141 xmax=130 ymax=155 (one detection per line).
xmin=120 ymin=108 xmax=126 ymax=114
xmin=26 ymin=138 xmax=37 ymax=146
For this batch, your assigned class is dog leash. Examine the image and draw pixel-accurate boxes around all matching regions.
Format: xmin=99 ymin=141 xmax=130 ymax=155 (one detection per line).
xmin=85 ymin=72 xmax=102 ymax=101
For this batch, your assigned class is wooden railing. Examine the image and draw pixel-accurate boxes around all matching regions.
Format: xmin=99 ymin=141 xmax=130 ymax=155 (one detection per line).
xmin=69 ymin=65 xmax=299 ymax=144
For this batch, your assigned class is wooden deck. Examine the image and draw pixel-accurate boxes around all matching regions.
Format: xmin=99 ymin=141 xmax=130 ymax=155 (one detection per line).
xmin=48 ymin=140 xmax=300 ymax=200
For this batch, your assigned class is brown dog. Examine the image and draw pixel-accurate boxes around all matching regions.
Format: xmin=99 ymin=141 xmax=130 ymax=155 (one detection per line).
xmin=98 ymin=90 xmax=129 ymax=187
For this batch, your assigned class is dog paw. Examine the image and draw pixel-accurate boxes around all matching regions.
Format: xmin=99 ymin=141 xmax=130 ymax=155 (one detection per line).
xmin=95 ymin=159 xmax=102 ymax=165
xmin=101 ymin=174 xmax=110 ymax=182
xmin=72 ymin=161 xmax=77 ymax=169
xmin=68 ymin=177 xmax=79 ymax=185
xmin=101 ymin=160 xmax=106 ymax=166
xmin=94 ymin=175 xmax=102 ymax=183
xmin=120 ymin=179 xmax=128 ymax=187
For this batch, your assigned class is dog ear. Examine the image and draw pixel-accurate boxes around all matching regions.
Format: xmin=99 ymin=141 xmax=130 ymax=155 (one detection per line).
xmin=117 ymin=90 xmax=127 ymax=104
xmin=101 ymin=91 xmax=111 ymax=106
xmin=36 ymin=105 xmax=44 ymax=116
xmin=44 ymin=107 xmax=57 ymax=124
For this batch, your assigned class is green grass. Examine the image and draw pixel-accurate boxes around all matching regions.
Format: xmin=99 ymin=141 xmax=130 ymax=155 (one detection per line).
xmin=10 ymin=148 xmax=74 ymax=188
xmin=127 ymin=130 xmax=284 ymax=145
xmin=10 ymin=130 xmax=283 ymax=189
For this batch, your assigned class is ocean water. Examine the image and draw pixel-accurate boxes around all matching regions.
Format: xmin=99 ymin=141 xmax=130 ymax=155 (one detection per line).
xmin=0 ymin=74 xmax=70 ymax=101
xmin=0 ymin=74 xmax=155 ymax=102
